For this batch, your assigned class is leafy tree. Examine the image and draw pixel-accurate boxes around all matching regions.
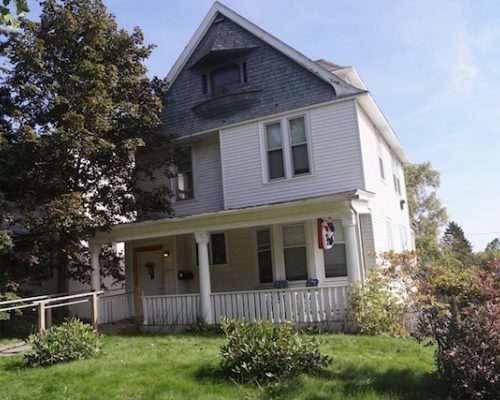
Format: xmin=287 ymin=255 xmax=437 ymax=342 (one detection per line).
xmin=0 ymin=0 xmax=174 ymax=293
xmin=0 ymin=0 xmax=29 ymax=27
xmin=442 ymin=221 xmax=474 ymax=267
xmin=404 ymin=162 xmax=448 ymax=264
xmin=485 ymin=238 xmax=500 ymax=252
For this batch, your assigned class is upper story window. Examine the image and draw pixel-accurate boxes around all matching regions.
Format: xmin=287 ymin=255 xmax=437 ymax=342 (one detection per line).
xmin=203 ymin=62 xmax=248 ymax=96
xmin=265 ymin=122 xmax=285 ymax=179
xmin=289 ymin=117 xmax=310 ymax=175
xmin=392 ymin=155 xmax=402 ymax=195
xmin=376 ymin=134 xmax=385 ymax=180
xmin=262 ymin=115 xmax=311 ymax=182
xmin=176 ymin=147 xmax=194 ymax=201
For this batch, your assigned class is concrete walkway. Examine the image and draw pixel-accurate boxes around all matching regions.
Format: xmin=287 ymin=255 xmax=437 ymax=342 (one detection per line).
xmin=0 ymin=342 xmax=30 ymax=357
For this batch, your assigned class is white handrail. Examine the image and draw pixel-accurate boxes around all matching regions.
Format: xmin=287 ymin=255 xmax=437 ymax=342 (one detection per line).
xmin=0 ymin=295 xmax=48 ymax=307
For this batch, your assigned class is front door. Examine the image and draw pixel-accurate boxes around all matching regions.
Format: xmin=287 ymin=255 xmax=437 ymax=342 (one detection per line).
xmin=138 ymin=250 xmax=164 ymax=296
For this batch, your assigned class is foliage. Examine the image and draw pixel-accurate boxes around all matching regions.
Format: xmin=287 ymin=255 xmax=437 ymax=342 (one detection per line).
xmin=24 ymin=318 xmax=100 ymax=367
xmin=404 ymin=162 xmax=448 ymax=264
xmin=417 ymin=264 xmax=500 ymax=399
xmin=350 ymin=252 xmax=418 ymax=337
xmin=0 ymin=291 xmax=21 ymax=321
xmin=442 ymin=221 xmax=474 ymax=267
xmin=485 ymin=238 xmax=500 ymax=252
xmin=0 ymin=0 xmax=29 ymax=27
xmin=0 ymin=0 xmax=175 ymax=292
xmin=220 ymin=319 xmax=331 ymax=385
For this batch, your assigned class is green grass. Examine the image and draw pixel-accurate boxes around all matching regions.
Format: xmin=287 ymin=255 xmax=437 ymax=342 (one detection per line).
xmin=0 ymin=333 xmax=441 ymax=400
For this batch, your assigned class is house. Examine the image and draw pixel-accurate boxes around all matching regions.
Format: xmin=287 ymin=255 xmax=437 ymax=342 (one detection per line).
xmin=91 ymin=2 xmax=413 ymax=329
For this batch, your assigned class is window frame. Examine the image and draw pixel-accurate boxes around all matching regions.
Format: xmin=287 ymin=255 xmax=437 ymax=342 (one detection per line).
xmin=282 ymin=223 xmax=308 ymax=281
xmin=376 ymin=134 xmax=385 ymax=181
xmin=323 ymin=224 xmax=348 ymax=279
xmin=392 ymin=154 xmax=402 ymax=196
xmin=175 ymin=146 xmax=195 ymax=202
xmin=203 ymin=61 xmax=248 ymax=96
xmin=255 ymin=228 xmax=274 ymax=284
xmin=194 ymin=231 xmax=229 ymax=267
xmin=260 ymin=113 xmax=313 ymax=183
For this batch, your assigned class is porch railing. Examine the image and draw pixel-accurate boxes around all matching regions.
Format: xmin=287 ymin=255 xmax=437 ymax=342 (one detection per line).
xmin=142 ymin=293 xmax=200 ymax=326
xmin=98 ymin=291 xmax=134 ymax=324
xmin=142 ymin=284 xmax=351 ymax=327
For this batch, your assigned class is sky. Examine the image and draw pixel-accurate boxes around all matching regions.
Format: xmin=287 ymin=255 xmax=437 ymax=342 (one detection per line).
xmin=28 ymin=0 xmax=500 ymax=250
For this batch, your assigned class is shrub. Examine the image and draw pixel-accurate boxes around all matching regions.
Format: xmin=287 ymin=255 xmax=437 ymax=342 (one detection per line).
xmin=220 ymin=319 xmax=331 ymax=385
xmin=418 ymin=264 xmax=500 ymax=399
xmin=350 ymin=257 xmax=412 ymax=337
xmin=24 ymin=318 xmax=101 ymax=367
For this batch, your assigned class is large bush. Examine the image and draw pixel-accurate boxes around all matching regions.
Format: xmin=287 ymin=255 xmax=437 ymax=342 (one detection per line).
xmin=220 ymin=319 xmax=331 ymax=385
xmin=24 ymin=318 xmax=101 ymax=367
xmin=350 ymin=252 xmax=418 ymax=336
xmin=418 ymin=264 xmax=499 ymax=399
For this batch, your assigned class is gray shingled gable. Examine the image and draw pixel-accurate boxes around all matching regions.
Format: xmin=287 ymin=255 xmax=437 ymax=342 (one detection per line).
xmin=161 ymin=12 xmax=363 ymax=137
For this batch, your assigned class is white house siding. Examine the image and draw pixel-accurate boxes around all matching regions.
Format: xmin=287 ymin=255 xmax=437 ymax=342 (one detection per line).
xmin=135 ymin=135 xmax=224 ymax=219
xmin=356 ymin=104 xmax=412 ymax=253
xmin=173 ymin=135 xmax=224 ymax=217
xmin=220 ymin=100 xmax=364 ymax=209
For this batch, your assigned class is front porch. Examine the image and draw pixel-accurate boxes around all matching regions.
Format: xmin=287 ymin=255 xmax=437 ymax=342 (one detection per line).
xmin=92 ymin=191 xmax=374 ymax=329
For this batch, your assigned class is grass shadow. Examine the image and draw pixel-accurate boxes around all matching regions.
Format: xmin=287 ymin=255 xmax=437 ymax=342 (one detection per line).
xmin=331 ymin=365 xmax=443 ymax=400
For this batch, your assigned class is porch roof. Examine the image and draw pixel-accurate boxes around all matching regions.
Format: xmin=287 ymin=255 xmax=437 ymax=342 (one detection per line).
xmin=92 ymin=189 xmax=373 ymax=244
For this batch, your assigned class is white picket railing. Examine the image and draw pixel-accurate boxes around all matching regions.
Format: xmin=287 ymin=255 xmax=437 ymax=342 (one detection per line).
xmin=98 ymin=292 xmax=134 ymax=324
xmin=142 ymin=284 xmax=350 ymax=327
xmin=142 ymin=293 xmax=200 ymax=326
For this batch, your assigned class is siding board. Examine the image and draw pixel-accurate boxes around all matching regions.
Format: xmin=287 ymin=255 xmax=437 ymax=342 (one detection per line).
xmin=220 ymin=101 xmax=363 ymax=209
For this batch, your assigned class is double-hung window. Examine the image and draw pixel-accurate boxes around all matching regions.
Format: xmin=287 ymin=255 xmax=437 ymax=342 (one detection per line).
xmin=176 ymin=147 xmax=194 ymax=201
xmin=283 ymin=224 xmax=308 ymax=281
xmin=195 ymin=232 xmax=227 ymax=266
xmin=256 ymin=229 xmax=273 ymax=283
xmin=392 ymin=155 xmax=402 ymax=195
xmin=265 ymin=122 xmax=285 ymax=179
xmin=376 ymin=134 xmax=385 ymax=180
xmin=263 ymin=115 xmax=311 ymax=181
xmin=323 ymin=224 xmax=347 ymax=278
xmin=289 ymin=117 xmax=310 ymax=176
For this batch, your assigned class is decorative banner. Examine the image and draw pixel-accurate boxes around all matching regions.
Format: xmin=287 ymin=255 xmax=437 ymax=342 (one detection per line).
xmin=317 ymin=218 xmax=335 ymax=250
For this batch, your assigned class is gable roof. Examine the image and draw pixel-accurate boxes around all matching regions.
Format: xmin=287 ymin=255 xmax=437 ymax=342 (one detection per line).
xmin=165 ymin=2 xmax=364 ymax=98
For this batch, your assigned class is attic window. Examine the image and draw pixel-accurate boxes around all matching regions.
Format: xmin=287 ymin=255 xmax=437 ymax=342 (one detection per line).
xmin=211 ymin=64 xmax=241 ymax=95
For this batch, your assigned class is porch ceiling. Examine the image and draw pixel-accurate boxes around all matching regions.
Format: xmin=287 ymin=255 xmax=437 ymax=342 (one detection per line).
xmin=92 ymin=190 xmax=373 ymax=244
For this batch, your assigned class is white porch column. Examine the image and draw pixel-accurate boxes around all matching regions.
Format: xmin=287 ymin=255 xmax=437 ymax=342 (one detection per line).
xmin=90 ymin=243 xmax=101 ymax=292
xmin=195 ymin=231 xmax=213 ymax=324
xmin=342 ymin=211 xmax=362 ymax=284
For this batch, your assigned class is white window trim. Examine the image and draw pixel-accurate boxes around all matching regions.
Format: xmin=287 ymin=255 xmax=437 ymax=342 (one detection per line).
xmin=259 ymin=113 xmax=314 ymax=184
xmin=193 ymin=231 xmax=229 ymax=267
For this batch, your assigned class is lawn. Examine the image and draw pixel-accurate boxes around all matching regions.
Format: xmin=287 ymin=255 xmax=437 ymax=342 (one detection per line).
xmin=0 ymin=333 xmax=441 ymax=400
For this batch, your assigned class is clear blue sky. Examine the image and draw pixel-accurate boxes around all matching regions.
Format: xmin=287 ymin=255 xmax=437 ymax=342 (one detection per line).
xmin=30 ymin=0 xmax=500 ymax=250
